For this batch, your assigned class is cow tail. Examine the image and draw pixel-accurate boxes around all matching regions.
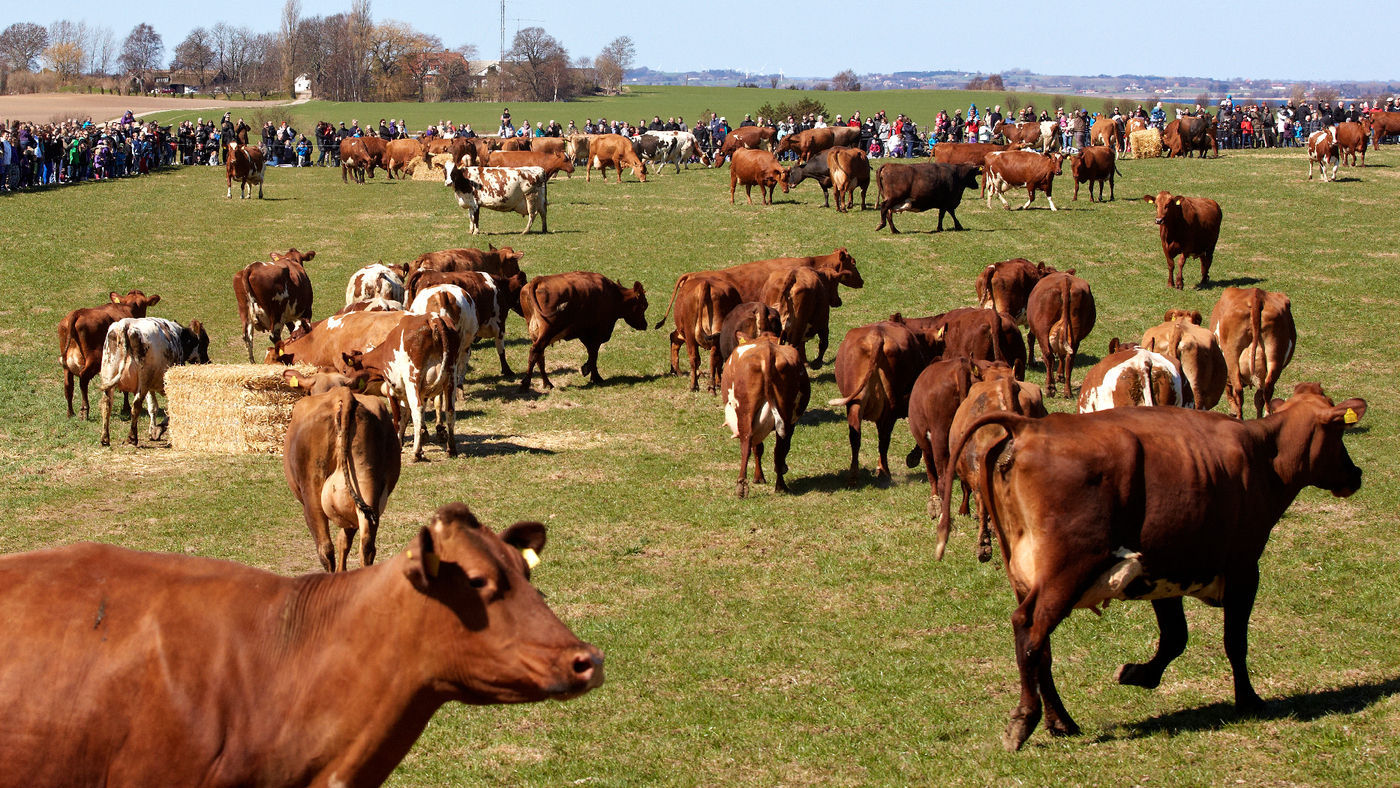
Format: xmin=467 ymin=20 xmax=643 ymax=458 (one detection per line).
xmin=336 ymin=388 xmax=378 ymax=536
xmin=58 ymin=311 xmax=81 ymax=368
xmin=654 ymin=275 xmax=689 ymax=329
xmin=874 ymin=165 xmax=886 ymax=211
xmin=937 ymin=411 xmax=1024 ymax=562
xmin=1052 ymin=277 xmax=1072 ymax=352
xmin=988 ymin=315 xmax=1005 ymax=364
xmin=779 ymin=268 xmax=799 ymax=342
xmin=1249 ymin=288 xmax=1266 ymax=386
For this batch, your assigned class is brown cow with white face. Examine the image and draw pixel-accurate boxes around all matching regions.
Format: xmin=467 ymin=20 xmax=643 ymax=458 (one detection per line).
xmin=0 ymin=503 xmax=603 ymax=785
xmin=1026 ymin=270 xmax=1096 ymax=398
xmin=722 ymin=335 xmax=811 ymax=497
xmin=225 ymin=140 xmax=265 ymax=198
xmin=1140 ymin=309 xmax=1228 ymax=411
xmin=729 ymin=149 xmax=788 ymax=205
xmin=519 ymin=272 xmax=649 ymax=391
xmin=234 ymin=248 xmax=315 ymax=362
xmin=1143 ymin=191 xmax=1222 ymax=290
xmin=1210 ymin=287 xmax=1296 ymax=419
xmin=59 ymin=290 xmax=160 ymax=419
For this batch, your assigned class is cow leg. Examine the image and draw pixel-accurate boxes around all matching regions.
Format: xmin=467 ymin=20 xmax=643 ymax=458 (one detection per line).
xmin=443 ymin=379 xmax=458 ymax=458
xmin=408 ymin=393 xmax=426 ymax=462
xmin=773 ymin=433 xmax=792 ymax=493
xmin=1038 ymin=640 xmax=1080 ymax=738
xmin=64 ymin=369 xmax=76 ymax=417
xmin=752 ymin=440 xmax=767 ymax=484
xmin=336 ymin=524 xmax=356 ymax=573
xmin=875 ymin=416 xmax=894 ymax=483
xmin=583 ymin=342 xmax=604 ymax=385
xmin=745 ymin=184 xmax=754 ymax=205
xmin=821 ymin=185 xmax=830 ymax=208
xmin=127 ymin=392 xmax=142 ymax=446
xmin=148 ymin=393 xmax=166 ymax=441
xmin=1223 ymin=566 xmax=1266 ymax=713
xmin=844 ymin=404 xmax=862 ymax=484
xmin=243 ymin=322 xmax=256 ymax=363
xmin=683 ymin=334 xmax=701 ymax=392
xmin=1116 ymin=597 xmax=1188 ymax=689
xmin=935 ymin=209 xmax=947 ymax=232
xmin=470 ymin=207 xmax=481 ymax=235
xmin=667 ymin=330 xmax=682 ymax=376
xmin=1073 ymin=180 xmax=1081 ymax=201
xmin=810 ymin=326 xmax=828 ymax=370
xmin=99 ymin=389 xmax=114 ymax=446
xmin=708 ymin=346 xmax=722 ymax=395
xmin=303 ymin=500 xmax=337 ymax=572
xmin=1198 ymin=253 xmax=1212 ymax=289
xmin=736 ymin=435 xmax=752 ymax=498
xmin=859 ymin=185 xmax=867 ymax=211
xmin=1003 ymin=581 xmax=1080 ymax=750
xmin=1061 ymin=349 xmax=1076 ymax=399
xmin=1043 ymin=351 xmax=1058 ymax=397
xmin=1046 ymin=195 xmax=1056 ymax=212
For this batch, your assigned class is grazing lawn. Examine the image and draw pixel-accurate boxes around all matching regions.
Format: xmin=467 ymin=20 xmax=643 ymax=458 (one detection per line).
xmin=2 ymin=136 xmax=1397 ymax=786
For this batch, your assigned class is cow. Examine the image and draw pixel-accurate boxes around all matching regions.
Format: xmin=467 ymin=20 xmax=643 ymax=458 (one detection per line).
xmin=933 ymin=141 xmax=1021 ymax=195
xmin=518 ymin=272 xmax=648 ymax=391
xmin=586 ymin=133 xmax=648 ymax=182
xmin=937 ymin=382 xmax=1366 ymax=751
xmin=340 ymin=136 xmax=387 ymax=183
xmin=404 ymin=270 xmax=523 ymax=376
xmin=531 ymin=137 xmax=567 ymax=156
xmin=827 ymin=318 xmax=935 ymax=483
xmin=224 ymin=140 xmax=265 ymax=199
xmin=1210 ymin=287 xmax=1297 ymax=419
xmin=641 ymin=130 xmax=710 ymax=172
xmin=409 ymin=283 xmax=482 ymax=396
xmin=773 ymin=126 xmax=862 ymax=162
xmin=975 ymin=258 xmax=1056 ymax=328
xmin=1077 ymin=348 xmax=1188 ymax=412
xmin=283 ymin=386 xmax=401 ymax=572
xmin=334 ymin=297 xmax=404 ymax=317
xmin=664 ymin=273 xmax=742 ymax=392
xmin=721 ymin=335 xmax=811 ymax=497
xmin=345 ymin=262 xmax=406 ymax=307
xmin=632 ymin=133 xmax=677 ymax=173
xmin=654 ymin=249 xmax=863 ymax=327
xmin=1162 ymin=116 xmax=1217 ymax=158
xmin=909 ymin=307 xmax=1028 ymax=380
xmin=347 ymin=312 xmax=462 ymax=462
xmin=443 ymin=161 xmax=551 ymax=235
xmin=1142 ymin=191 xmax=1222 ymax=289
xmin=827 ymin=147 xmax=870 ymax=212
xmin=875 ymin=162 xmax=982 ymax=232
xmin=482 ymin=150 xmax=576 ymax=177
xmin=1368 ymin=110 xmax=1400 ymax=148
xmin=500 ymin=136 xmax=531 ymax=152
xmin=995 ymin=121 xmax=1044 ymax=149
xmin=565 ymin=134 xmax=591 ymax=167
xmin=382 ymin=138 xmax=425 ymax=178
xmin=407 ymin=245 xmax=525 ymax=280
xmin=716 ymin=302 xmax=783 ymax=368
xmin=1307 ymin=127 xmax=1340 ymax=182
xmin=1069 ymin=147 xmax=1120 ymax=202
xmin=265 ymin=310 xmax=406 ymax=368
xmin=783 ymin=152 xmax=835 ymax=207
xmin=58 ymin=290 xmax=160 ymax=419
xmin=98 ymin=317 xmax=211 ymax=447
xmin=1333 ymin=119 xmax=1369 ymax=167
xmin=281 ymin=366 xmax=376 ymax=396
xmin=905 ymin=358 xmax=1015 ymax=518
xmin=1026 ymin=270 xmax=1096 ymax=398
xmin=714 ymin=125 xmax=777 ymax=164
xmin=985 ymin=150 xmax=1064 ymax=211
xmin=729 ymin=148 xmax=788 ymax=205
xmin=760 ymin=265 xmax=838 ymax=368
xmin=0 ymin=502 xmax=603 ymax=786
xmin=1090 ymin=119 xmax=1122 ymax=151
xmin=1141 ymin=309 xmax=1228 ymax=411
xmin=234 ymin=248 xmax=315 ymax=363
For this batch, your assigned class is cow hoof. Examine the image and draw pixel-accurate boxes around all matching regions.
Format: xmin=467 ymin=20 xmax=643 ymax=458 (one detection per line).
xmin=100 ymin=436 xmax=110 ymax=447
xmin=126 ymin=436 xmax=138 ymax=447
xmin=736 ymin=481 xmax=748 ymax=499
xmin=905 ymin=447 xmax=923 ymax=469
xmin=412 ymin=453 xmax=425 ymax=463
xmin=977 ymin=542 xmax=994 ymax=563
xmin=1234 ymin=693 xmax=1267 ymax=716
xmin=774 ymin=479 xmax=789 ymax=494
xmin=1001 ymin=717 xmax=1035 ymax=752
xmin=1114 ymin=662 xmax=1161 ymax=689
xmin=1046 ymin=716 xmax=1080 ymax=737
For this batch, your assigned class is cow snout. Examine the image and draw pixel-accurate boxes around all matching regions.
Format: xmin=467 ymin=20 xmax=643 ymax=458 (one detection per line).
xmin=1153 ymin=217 xmax=1164 ymax=225
xmin=558 ymin=644 xmax=605 ymax=695
xmin=1331 ymin=466 xmax=1362 ymax=498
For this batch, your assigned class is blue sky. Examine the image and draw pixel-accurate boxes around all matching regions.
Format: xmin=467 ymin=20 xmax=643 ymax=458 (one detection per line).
xmin=9 ymin=0 xmax=1398 ymax=82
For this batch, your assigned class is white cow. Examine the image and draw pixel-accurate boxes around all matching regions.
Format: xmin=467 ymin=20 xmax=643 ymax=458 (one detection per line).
xmin=98 ymin=317 xmax=211 ymax=447
xmin=345 ymin=263 xmax=407 ymax=306
xmin=641 ymin=131 xmax=711 ymax=173
xmin=443 ymin=162 xmax=550 ymax=235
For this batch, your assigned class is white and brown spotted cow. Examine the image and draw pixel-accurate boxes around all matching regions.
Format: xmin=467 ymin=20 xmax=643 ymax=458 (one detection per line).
xmin=721 ymin=334 xmax=810 ymax=497
xmin=443 ymin=161 xmax=551 ymax=235
xmin=1307 ymin=127 xmax=1340 ymax=182
xmin=346 ymin=313 xmax=462 ymax=462
xmin=225 ymin=140 xmax=266 ymax=199
xmin=345 ymin=263 xmax=407 ymax=306
xmin=1077 ymin=347 xmax=1188 ymax=413
xmin=234 ymin=248 xmax=315 ymax=362
xmin=98 ymin=317 xmax=211 ymax=446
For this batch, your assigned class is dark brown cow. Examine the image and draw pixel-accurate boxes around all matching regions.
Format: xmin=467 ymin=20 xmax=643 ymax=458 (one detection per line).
xmin=348 ymin=312 xmax=462 ymax=462
xmin=714 ymin=125 xmax=778 ymax=164
xmin=283 ymin=386 xmax=401 ymax=572
xmin=715 ymin=302 xmax=783 ymax=368
xmin=1069 ymin=147 xmax=1120 ymax=202
xmin=482 ymin=150 xmax=576 ymax=177
xmin=827 ymin=147 xmax=870 ymax=212
xmin=519 ymin=272 xmax=648 ymax=391
xmin=0 ymin=502 xmax=603 ymax=785
xmin=1210 ymin=287 xmax=1297 ymax=419
xmin=340 ymin=136 xmax=387 ymax=183
xmin=975 ymin=258 xmax=1056 ymax=327
xmin=382 ymin=138 xmax=425 ymax=178
xmin=721 ymin=335 xmax=811 ymax=497
xmin=224 ymin=140 xmax=265 ymax=199
xmin=664 ymin=273 xmax=742 ymax=392
xmin=984 ymin=150 xmax=1064 ymax=211
xmin=1333 ymin=119 xmax=1369 ymax=166
xmin=1368 ymin=110 xmax=1400 ymax=149
xmin=828 ymin=318 xmax=935 ymax=483
xmin=729 ymin=148 xmax=788 ymax=205
xmin=234 ymin=248 xmax=315 ymax=362
xmin=905 ymin=358 xmax=1015 ymax=518
xmin=654 ymin=248 xmax=863 ymax=326
xmin=1142 ymin=191 xmax=1222 ymax=289
xmin=1026 ymin=271 xmax=1096 ymax=398
xmin=773 ymin=126 xmax=862 ymax=162
xmin=875 ymin=162 xmax=983 ymax=232
xmin=586 ymin=134 xmax=648 ymax=182
xmin=500 ymin=136 xmax=532 ymax=151
xmin=407 ymin=245 xmax=525 ymax=280
xmin=760 ymin=265 xmax=837 ymax=368
xmin=265 ymin=310 xmax=406 ymax=368
xmin=938 ymin=383 xmax=1366 ymax=750
xmin=1162 ymin=116 xmax=1217 ymax=158
xmin=58 ymin=290 xmax=160 ymax=419
xmin=1141 ymin=309 xmax=1228 ymax=411
xmin=405 ymin=270 xmax=524 ymax=376
xmin=903 ymin=307 xmax=1028 ymax=380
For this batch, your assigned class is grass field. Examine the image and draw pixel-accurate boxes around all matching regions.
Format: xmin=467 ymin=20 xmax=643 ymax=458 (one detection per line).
xmin=3 ymin=133 xmax=1398 ymax=786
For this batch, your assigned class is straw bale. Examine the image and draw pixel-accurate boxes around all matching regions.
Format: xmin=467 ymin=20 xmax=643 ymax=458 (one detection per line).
xmin=408 ymin=154 xmax=455 ymax=181
xmin=1130 ymin=129 xmax=1163 ymax=158
xmin=165 ymin=364 xmax=315 ymax=455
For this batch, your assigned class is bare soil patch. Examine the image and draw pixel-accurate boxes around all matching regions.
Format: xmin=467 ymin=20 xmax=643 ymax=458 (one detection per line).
xmin=0 ymin=93 xmax=291 ymax=124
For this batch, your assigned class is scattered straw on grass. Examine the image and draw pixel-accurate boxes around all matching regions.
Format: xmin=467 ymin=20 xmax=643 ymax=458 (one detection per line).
xmin=166 ymin=364 xmax=315 ymax=455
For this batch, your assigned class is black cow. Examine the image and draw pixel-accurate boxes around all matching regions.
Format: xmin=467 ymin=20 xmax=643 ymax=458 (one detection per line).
xmin=875 ymin=162 xmax=982 ymax=233
xmin=633 ymin=135 xmax=677 ymax=170
xmin=784 ymin=154 xmax=834 ymax=207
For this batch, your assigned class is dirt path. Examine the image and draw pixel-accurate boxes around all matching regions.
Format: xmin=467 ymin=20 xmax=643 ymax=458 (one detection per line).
xmin=0 ymin=93 xmax=300 ymax=124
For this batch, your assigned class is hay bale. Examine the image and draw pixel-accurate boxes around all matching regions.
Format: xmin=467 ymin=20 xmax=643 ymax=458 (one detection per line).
xmin=409 ymin=154 xmax=454 ymax=181
xmin=1130 ymin=129 xmax=1163 ymax=159
xmin=165 ymin=364 xmax=314 ymax=455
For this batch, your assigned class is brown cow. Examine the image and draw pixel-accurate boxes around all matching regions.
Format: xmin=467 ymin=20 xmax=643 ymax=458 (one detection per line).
xmin=933 ymin=142 xmax=1019 ymax=196
xmin=1069 ymin=146 xmax=1120 ymax=202
xmin=0 ymin=502 xmax=603 ymax=785
xmin=234 ymin=248 xmax=315 ymax=363
xmin=995 ymin=121 xmax=1043 ymax=149
xmin=482 ymin=150 xmax=576 ymax=177
xmin=407 ymin=245 xmax=525 ymax=280
xmin=225 ymin=140 xmax=265 ymax=199
xmin=1090 ymin=118 xmax=1122 ymax=151
xmin=1307 ymin=127 xmax=1340 ymax=182
xmin=827 ymin=146 xmax=870 ymax=212
xmin=985 ymin=150 xmax=1064 ymax=211
xmin=586 ymin=134 xmax=648 ymax=182
xmin=1333 ymin=119 xmax=1369 ymax=167
xmin=722 ymin=335 xmax=811 ymax=497
xmin=1162 ymin=116 xmax=1217 ymax=158
xmin=905 ymin=358 xmax=1015 ymax=517
xmin=654 ymin=248 xmax=863 ymax=328
xmin=500 ymin=136 xmax=532 ymax=151
xmin=1026 ymin=271 xmax=1096 ymax=398
xmin=519 ymin=272 xmax=648 ymax=391
xmin=904 ymin=308 xmax=1028 ymax=380
xmin=1368 ymin=110 xmax=1400 ymax=149
xmin=341 ymin=136 xmax=387 ymax=183
xmin=828 ymin=318 xmax=935 ymax=483
xmin=405 ymin=270 xmax=524 ymax=376
xmin=1077 ymin=348 xmax=1188 ymax=412
xmin=774 ymin=126 xmax=862 ymax=163
xmin=1142 ymin=191 xmax=1222 ymax=289
xmin=975 ymin=258 xmax=1055 ymax=327
xmin=938 ymin=383 xmax=1366 ymax=751
xmin=58 ymin=290 xmax=160 ymax=419
xmin=283 ymin=386 xmax=401 ymax=572
xmin=531 ymin=137 xmax=567 ymax=156
xmin=665 ymin=273 xmax=742 ymax=392
xmin=729 ymin=148 xmax=788 ymax=205
xmin=382 ymin=138 xmax=425 ymax=178
xmin=1210 ymin=288 xmax=1296 ymax=419
xmin=1141 ymin=309 xmax=1228 ymax=411
xmin=760 ymin=265 xmax=837 ymax=368
xmin=265 ymin=310 xmax=406 ymax=368
xmin=716 ymin=302 xmax=783 ymax=368
xmin=348 ymin=312 xmax=462 ymax=462
xmin=714 ymin=125 xmax=777 ymax=164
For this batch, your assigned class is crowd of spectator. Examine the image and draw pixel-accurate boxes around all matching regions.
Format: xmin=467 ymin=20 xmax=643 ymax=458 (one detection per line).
xmin=0 ymin=112 xmax=176 ymax=192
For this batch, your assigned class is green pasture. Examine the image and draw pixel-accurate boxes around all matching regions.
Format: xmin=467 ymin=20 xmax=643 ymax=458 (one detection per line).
xmin=2 ymin=137 xmax=1397 ymax=786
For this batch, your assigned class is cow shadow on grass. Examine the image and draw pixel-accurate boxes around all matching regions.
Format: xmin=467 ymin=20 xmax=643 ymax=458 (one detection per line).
xmin=1094 ymin=675 xmax=1400 ymax=742
xmin=788 ymin=468 xmax=896 ymax=495
xmin=450 ymin=432 xmax=556 ymax=458
xmin=799 ymin=409 xmax=847 ymax=426
xmin=1200 ymin=275 xmax=1264 ymax=290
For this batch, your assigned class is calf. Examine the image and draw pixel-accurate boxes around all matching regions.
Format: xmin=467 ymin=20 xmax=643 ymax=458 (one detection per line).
xmin=1026 ymin=271 xmax=1096 ymax=398
xmin=58 ymin=290 xmax=160 ymax=418
xmin=0 ymin=503 xmax=602 ymax=786
xmin=234 ymin=248 xmax=315 ymax=362
xmin=876 ymin=162 xmax=982 ymax=232
xmin=1143 ymin=191 xmax=1222 ymax=289
xmin=827 ymin=146 xmax=870 ymax=212
xmin=761 ymin=266 xmax=837 ymax=368
xmin=349 ymin=312 xmax=462 ymax=462
xmin=975 ymin=258 xmax=1055 ymax=327
xmin=1077 ymin=348 xmax=1188 ymax=412
xmin=828 ymin=318 xmax=935 ymax=483
xmin=345 ymin=262 xmax=406 ymax=306
xmin=938 ymin=383 xmax=1366 ymax=750
xmin=444 ymin=161 xmax=551 ymax=235
xmin=283 ymin=386 xmax=401 ymax=572
xmin=985 ymin=150 xmax=1064 ymax=211
xmin=664 ymin=273 xmax=741 ymax=392
xmin=1141 ymin=309 xmax=1228 ymax=411
xmin=729 ymin=148 xmax=788 ymax=205
xmin=716 ymin=302 xmax=783 ymax=368
xmin=225 ymin=140 xmax=266 ymax=199
xmin=1307 ymin=127 xmax=1340 ymax=182
xmin=784 ymin=152 xmax=834 ymax=207
xmin=519 ymin=272 xmax=648 ymax=391
xmin=586 ymin=133 xmax=648 ymax=182
xmin=722 ymin=335 xmax=811 ymax=497
xmin=1069 ymin=147 xmax=1120 ymax=201
xmin=1210 ymin=287 xmax=1296 ymax=418
xmin=905 ymin=358 xmax=1014 ymax=519
xmin=98 ymin=317 xmax=211 ymax=446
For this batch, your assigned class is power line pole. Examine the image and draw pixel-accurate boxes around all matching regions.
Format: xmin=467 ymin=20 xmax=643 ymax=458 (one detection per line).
xmin=498 ymin=0 xmax=505 ymax=102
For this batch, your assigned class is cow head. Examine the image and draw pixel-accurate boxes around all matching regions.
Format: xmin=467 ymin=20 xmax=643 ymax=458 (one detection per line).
xmin=1047 ymin=152 xmax=1064 ymax=175
xmin=181 ymin=319 xmax=212 ymax=364
xmin=822 ymin=248 xmax=864 ymax=290
xmin=272 ymin=248 xmax=315 ymax=266
xmin=1164 ymin=308 xmax=1203 ymax=325
xmin=552 ymin=154 xmax=575 ymax=174
xmin=955 ymin=163 xmax=982 ymax=192
xmin=1107 ymin=337 xmax=1140 ymax=354
xmin=771 ymin=165 xmax=790 ymax=193
xmin=784 ymin=161 xmax=808 ymax=187
xmin=618 ymin=281 xmax=649 ymax=330
xmin=1267 ymin=382 xmax=1367 ymax=498
xmin=114 ymin=290 xmax=160 ymax=317
xmin=1144 ymin=191 xmax=1180 ymax=225
xmin=972 ymin=359 xmax=1016 ymax=384
xmin=399 ymin=503 xmax=604 ymax=704
xmin=500 ymin=272 xmax=528 ymax=316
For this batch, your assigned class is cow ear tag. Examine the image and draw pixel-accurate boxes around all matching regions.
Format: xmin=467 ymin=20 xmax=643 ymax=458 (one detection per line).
xmin=1174 ymin=197 xmax=1182 ymax=205
xmin=1344 ymin=408 xmax=1359 ymax=424
xmin=288 ymin=376 xmax=299 ymax=388
xmin=520 ymin=548 xmax=541 ymax=570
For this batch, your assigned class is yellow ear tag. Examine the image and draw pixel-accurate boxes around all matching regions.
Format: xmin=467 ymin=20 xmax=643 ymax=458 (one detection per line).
xmin=1344 ymin=408 xmax=1358 ymax=424
xmin=425 ymin=552 xmax=440 ymax=577
xmin=288 ymin=377 xmax=299 ymax=388
xmin=520 ymin=548 xmax=540 ymax=570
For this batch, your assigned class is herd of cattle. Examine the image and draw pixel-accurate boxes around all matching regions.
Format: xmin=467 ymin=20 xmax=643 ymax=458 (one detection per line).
xmin=16 ymin=109 xmax=1380 ymax=781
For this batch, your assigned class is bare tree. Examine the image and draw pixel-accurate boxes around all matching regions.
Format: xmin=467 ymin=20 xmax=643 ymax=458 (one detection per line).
xmin=1312 ymin=85 xmax=1339 ymax=105
xmin=596 ymin=35 xmax=633 ymax=93
xmin=368 ymin=21 xmax=417 ymax=100
xmin=397 ymin=28 xmax=445 ymax=102
xmin=89 ymin=26 xmax=115 ymax=76
xmin=173 ymin=28 xmax=215 ymax=87
xmin=0 ymin=23 xmax=50 ymax=72
xmin=831 ymin=69 xmax=861 ymax=91
xmin=508 ymin=26 xmax=569 ymax=101
xmin=347 ymin=0 xmax=374 ymax=102
xmin=280 ymin=0 xmax=301 ymax=96
xmin=45 ymin=21 xmax=86 ymax=84
xmin=118 ymin=23 xmax=165 ymax=88
xmin=1003 ymin=94 xmax=1020 ymax=115
xmin=1289 ymin=83 xmax=1308 ymax=106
